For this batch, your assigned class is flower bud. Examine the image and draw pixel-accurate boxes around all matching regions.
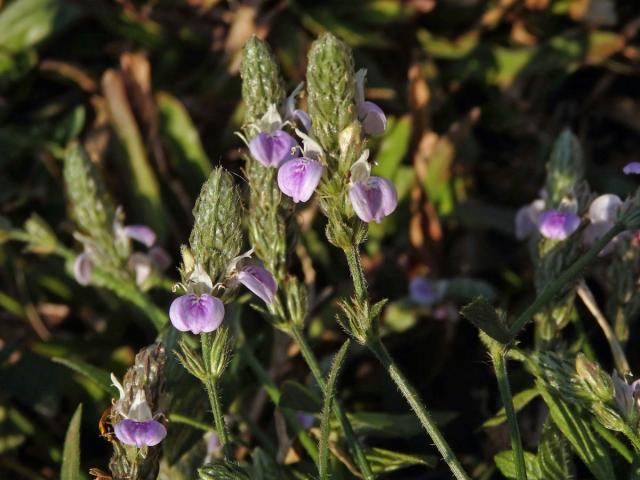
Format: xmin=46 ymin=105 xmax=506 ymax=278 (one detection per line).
xmin=190 ymin=168 xmax=244 ymax=283
xmin=575 ymin=354 xmax=614 ymax=402
xmin=306 ymin=33 xmax=356 ymax=154
xmin=240 ymin=36 xmax=285 ymax=124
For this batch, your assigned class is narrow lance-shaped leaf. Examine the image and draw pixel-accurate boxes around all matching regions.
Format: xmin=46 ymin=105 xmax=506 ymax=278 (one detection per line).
xmin=319 ymin=340 xmax=351 ymax=480
xmin=60 ymin=404 xmax=82 ymax=480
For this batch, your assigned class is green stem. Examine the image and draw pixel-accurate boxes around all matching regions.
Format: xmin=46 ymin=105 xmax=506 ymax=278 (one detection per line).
xmin=508 ymin=222 xmax=625 ymax=340
xmin=240 ymin=343 xmax=319 ymax=463
xmin=368 ymin=337 xmax=470 ymax=480
xmin=290 ymin=326 xmax=375 ymax=480
xmin=205 ymin=377 xmax=234 ymax=461
xmin=201 ymin=334 xmax=233 ymax=461
xmin=345 ymin=245 xmax=367 ymax=303
xmin=490 ymin=345 xmax=527 ymax=480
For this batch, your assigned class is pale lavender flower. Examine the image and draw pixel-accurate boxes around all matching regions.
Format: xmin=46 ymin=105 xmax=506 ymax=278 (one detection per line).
xmin=514 ymin=199 xmax=545 ymax=240
xmin=355 ymin=69 xmax=386 ymax=136
xmin=537 ymin=210 xmax=580 ymax=240
xmin=249 ymin=131 xmax=298 ymax=168
xmin=295 ymin=411 xmax=315 ymax=429
xmin=623 ymin=162 xmax=640 ymax=175
xmin=111 ymin=377 xmax=167 ymax=448
xmin=169 ymin=266 xmax=225 ymax=334
xmin=583 ymin=194 xmax=623 ymax=253
xmin=73 ymin=252 xmax=92 ymax=286
xmin=114 ymin=419 xmax=167 ymax=448
xmin=204 ymin=431 xmax=221 ymax=463
xmin=148 ymin=246 xmax=172 ymax=271
xmin=278 ymin=157 xmax=323 ymax=203
xmin=284 ymin=82 xmax=311 ymax=131
xmin=348 ymin=151 xmax=397 ymax=223
xmin=169 ymin=293 xmax=224 ymax=334
xmin=409 ymin=277 xmax=443 ymax=306
xmin=227 ymin=251 xmax=277 ymax=305
xmin=613 ymin=372 xmax=640 ymax=420
xmin=129 ymin=253 xmax=153 ymax=286
xmin=122 ymin=225 xmax=156 ymax=247
xmin=237 ymin=261 xmax=277 ymax=304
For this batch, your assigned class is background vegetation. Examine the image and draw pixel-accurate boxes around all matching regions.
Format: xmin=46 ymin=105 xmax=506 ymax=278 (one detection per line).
xmin=1 ymin=0 xmax=640 ymax=478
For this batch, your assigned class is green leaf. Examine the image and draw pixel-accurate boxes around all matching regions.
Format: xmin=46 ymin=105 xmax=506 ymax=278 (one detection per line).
xmin=483 ymin=388 xmax=539 ymax=428
xmin=60 ymin=404 xmax=82 ymax=480
xmin=157 ymin=91 xmax=212 ymax=193
xmin=0 ymin=0 xmax=82 ymax=53
xmin=343 ymin=410 xmax=457 ymax=438
xmin=319 ymin=340 xmax=350 ymax=479
xmin=537 ymin=382 xmax=615 ymax=480
xmin=367 ymin=447 xmax=436 ymax=475
xmin=52 ymin=357 xmax=116 ymax=395
xmin=102 ymin=70 xmax=166 ymax=240
xmin=494 ymin=450 xmax=542 ymax=480
xmin=372 ymin=115 xmax=411 ymax=180
xmin=278 ymin=380 xmax=322 ymax=413
xmin=460 ymin=297 xmax=511 ymax=344
xmin=537 ymin=420 xmax=575 ymax=479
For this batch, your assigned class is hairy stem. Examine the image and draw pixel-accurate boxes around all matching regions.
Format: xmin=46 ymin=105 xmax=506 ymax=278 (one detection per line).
xmin=201 ymin=335 xmax=233 ymax=461
xmin=345 ymin=245 xmax=367 ymax=303
xmin=290 ymin=326 xmax=375 ymax=480
xmin=368 ymin=337 xmax=470 ymax=480
xmin=508 ymin=222 xmax=625 ymax=339
xmin=205 ymin=377 xmax=234 ymax=460
xmin=490 ymin=345 xmax=527 ymax=480
xmin=576 ymin=280 xmax=630 ymax=375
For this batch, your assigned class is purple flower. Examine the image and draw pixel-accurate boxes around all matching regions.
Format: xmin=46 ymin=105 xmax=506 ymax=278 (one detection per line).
xmin=583 ymin=194 xmax=623 ymax=253
xmin=148 ymin=246 xmax=172 ymax=270
xmin=284 ymin=82 xmax=312 ymax=131
xmin=355 ymin=69 xmax=386 ymax=136
xmin=409 ymin=277 xmax=442 ymax=306
xmin=73 ymin=252 xmax=92 ymax=286
xmin=237 ymin=260 xmax=277 ymax=304
xmin=111 ymin=377 xmax=167 ymax=448
xmin=114 ymin=419 xmax=167 ymax=448
xmin=129 ymin=253 xmax=153 ymax=286
xmin=249 ymin=130 xmax=298 ymax=168
xmin=537 ymin=210 xmax=580 ymax=240
xmin=169 ymin=293 xmax=224 ymax=334
xmin=623 ymin=162 xmax=640 ymax=175
xmin=277 ymin=157 xmax=323 ymax=203
xmin=349 ymin=176 xmax=398 ymax=223
xmin=358 ymin=101 xmax=387 ymax=136
xmin=295 ymin=411 xmax=315 ymax=429
xmin=514 ymin=199 xmax=545 ymax=240
xmin=122 ymin=225 xmax=156 ymax=247
xmin=613 ymin=373 xmax=640 ymax=420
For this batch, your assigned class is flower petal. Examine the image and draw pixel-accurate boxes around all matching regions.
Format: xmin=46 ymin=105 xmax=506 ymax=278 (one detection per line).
xmin=122 ymin=225 xmax=156 ymax=247
xmin=292 ymin=109 xmax=312 ymax=131
xmin=169 ymin=293 xmax=224 ymax=334
xmin=73 ymin=253 xmax=92 ymax=286
xmin=623 ymin=162 xmax=640 ymax=175
xmin=249 ymin=130 xmax=298 ymax=168
xmin=129 ymin=253 xmax=153 ymax=286
xmin=348 ymin=176 xmax=398 ymax=223
xmin=514 ymin=199 xmax=545 ymax=240
xmin=409 ymin=277 xmax=442 ymax=306
xmin=588 ymin=194 xmax=623 ymax=224
xmin=357 ymin=101 xmax=387 ymax=136
xmin=237 ymin=261 xmax=277 ymax=304
xmin=277 ymin=157 xmax=323 ymax=203
xmin=114 ymin=419 xmax=167 ymax=448
xmin=148 ymin=246 xmax=172 ymax=270
xmin=537 ymin=210 xmax=581 ymax=240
